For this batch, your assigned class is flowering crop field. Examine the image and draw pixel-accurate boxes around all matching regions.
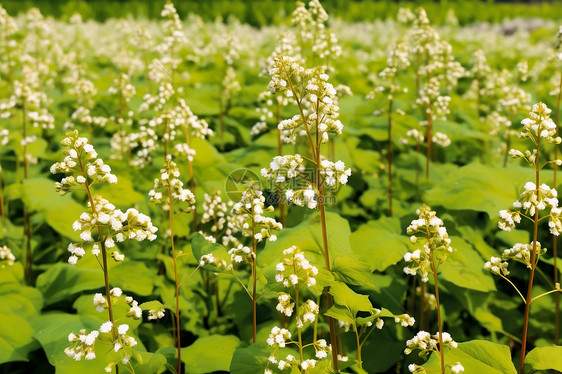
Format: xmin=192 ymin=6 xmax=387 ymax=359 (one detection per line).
xmin=1 ymin=1 xmax=562 ymax=373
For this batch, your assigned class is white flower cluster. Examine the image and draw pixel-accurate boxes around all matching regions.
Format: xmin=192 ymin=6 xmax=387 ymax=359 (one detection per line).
xmin=228 ymin=244 xmax=252 ymax=263
xmin=514 ymin=182 xmax=558 ymax=217
xmin=261 ymin=154 xmax=306 ymax=183
xmin=404 ymin=331 xmax=458 ymax=356
xmin=108 ymin=73 xmax=136 ymax=103
xmin=432 ymin=132 xmax=451 ymax=147
xmin=400 ymin=129 xmax=425 ymax=145
xmin=266 ymin=326 xmax=292 ymax=348
xmin=0 ymin=129 xmax=8 ymax=146
xmin=149 ymin=156 xmax=196 ymax=211
xmin=320 ymin=159 xmax=352 ymax=187
xmin=276 ymin=292 xmax=294 ymax=317
xmin=484 ymin=256 xmax=510 ymax=276
xmin=67 ymin=194 xmax=157 ymax=264
xmin=404 ymin=205 xmax=453 ymax=282
xmin=416 ymin=77 xmax=451 ymax=121
xmin=0 ymin=245 xmax=16 ymax=268
xmin=51 ymin=131 xmax=117 ymax=195
xmin=231 ymin=187 xmax=282 ymax=242
xmin=501 ymin=242 xmax=546 ymax=269
xmin=291 ymin=0 xmax=341 ymax=65
xmin=148 ymin=308 xmax=166 ymax=320
xmin=498 ymin=209 xmax=521 ymax=231
xmin=275 ymin=245 xmax=318 ymax=288
xmin=200 ymin=191 xmax=231 ymax=236
xmin=199 ymin=252 xmax=230 ymax=270
xmin=518 ymin=102 xmax=561 ymax=145
xmin=65 ymin=320 xmax=137 ymax=365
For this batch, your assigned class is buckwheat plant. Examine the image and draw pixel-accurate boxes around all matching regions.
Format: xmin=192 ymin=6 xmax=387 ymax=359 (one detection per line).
xmin=217 ymin=32 xmax=241 ymax=139
xmin=108 ymin=73 xmax=136 ymax=161
xmin=51 ymin=130 xmax=158 ymax=373
xmin=0 ymin=5 xmax=18 ymax=86
xmin=291 ymin=0 xmax=341 ymax=71
xmin=326 ymin=281 xmax=415 ymax=370
xmin=405 ymin=331 xmax=463 ymax=373
xmin=486 ymin=103 xmax=562 ymax=374
xmin=65 ymin=288 xmax=165 ymax=372
xmin=265 ymin=245 xmax=331 ymax=373
xmin=154 ymin=1 xmax=186 ymax=83
xmin=403 ymin=204 xmax=459 ymax=374
xmin=149 ymin=155 xmax=195 ymax=373
xmin=229 ymin=185 xmax=282 ymax=343
xmin=368 ymin=39 xmax=410 ymax=215
xmin=403 ymin=8 xmax=463 ymax=179
xmin=549 ymin=25 xmax=562 ymax=344
xmin=1 ymin=63 xmax=54 ymax=284
xmin=262 ymin=55 xmax=352 ymax=369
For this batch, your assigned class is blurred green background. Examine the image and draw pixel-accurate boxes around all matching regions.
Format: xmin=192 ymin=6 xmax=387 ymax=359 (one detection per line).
xmin=1 ymin=0 xmax=562 ymax=25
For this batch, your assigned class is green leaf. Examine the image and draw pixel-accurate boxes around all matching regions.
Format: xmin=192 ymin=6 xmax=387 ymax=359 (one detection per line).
xmin=325 ymin=304 xmax=355 ymax=324
xmin=0 ymin=283 xmax=43 ymax=317
xmin=182 ymin=334 xmax=241 ymax=373
xmin=329 ymin=281 xmax=373 ymax=315
xmin=425 ymin=340 xmax=516 ymax=374
xmin=37 ymin=261 xmax=154 ymax=305
xmin=350 ymin=217 xmax=410 ymax=272
xmin=32 ymin=312 xmax=107 ymax=373
xmin=21 ymin=177 xmax=84 ymax=241
xmin=523 ymin=346 xmax=562 ymax=373
xmin=97 ymin=175 xmax=145 ymax=207
xmin=139 ymin=300 xmax=165 ymax=311
xmin=0 ymin=313 xmax=38 ymax=363
xmin=424 ymin=163 xmax=518 ymax=217
xmin=190 ymin=232 xmax=230 ymax=273
xmin=134 ymin=351 xmax=168 ymax=374
xmin=229 ymin=343 xmax=270 ymax=374
xmin=439 ymin=236 xmax=496 ymax=292
xmin=260 ymin=211 xmax=352 ymax=269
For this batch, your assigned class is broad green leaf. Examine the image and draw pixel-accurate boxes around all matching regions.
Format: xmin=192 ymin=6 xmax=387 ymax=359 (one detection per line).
xmin=329 ymin=281 xmax=372 ymax=315
xmin=523 ymin=346 xmax=562 ymax=373
xmin=424 ymin=163 xmax=518 ymax=217
xmin=260 ymin=211 xmax=352 ymax=269
xmin=97 ymin=175 xmax=145 ymax=207
xmin=21 ymin=177 xmax=84 ymax=241
xmin=230 ymin=343 xmax=270 ymax=374
xmin=350 ymin=216 xmax=410 ymax=272
xmin=325 ymin=304 xmax=355 ymax=324
xmin=439 ymin=236 xmax=496 ymax=292
xmin=32 ymin=312 xmax=107 ymax=373
xmin=0 ymin=283 xmax=43 ymax=317
xmin=182 ymin=334 xmax=240 ymax=373
xmin=0 ymin=313 xmax=38 ymax=364
xmin=134 ymin=351 xmax=168 ymax=374
xmin=425 ymin=340 xmax=516 ymax=374
xmin=37 ymin=261 xmax=154 ymax=305
xmin=331 ymin=256 xmax=386 ymax=292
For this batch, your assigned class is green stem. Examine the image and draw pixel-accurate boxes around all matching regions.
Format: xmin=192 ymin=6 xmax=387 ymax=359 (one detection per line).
xmin=355 ymin=326 xmax=362 ymax=369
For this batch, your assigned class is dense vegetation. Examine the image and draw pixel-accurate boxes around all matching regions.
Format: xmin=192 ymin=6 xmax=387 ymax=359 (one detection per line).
xmin=1 ymin=1 xmax=562 ymax=373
